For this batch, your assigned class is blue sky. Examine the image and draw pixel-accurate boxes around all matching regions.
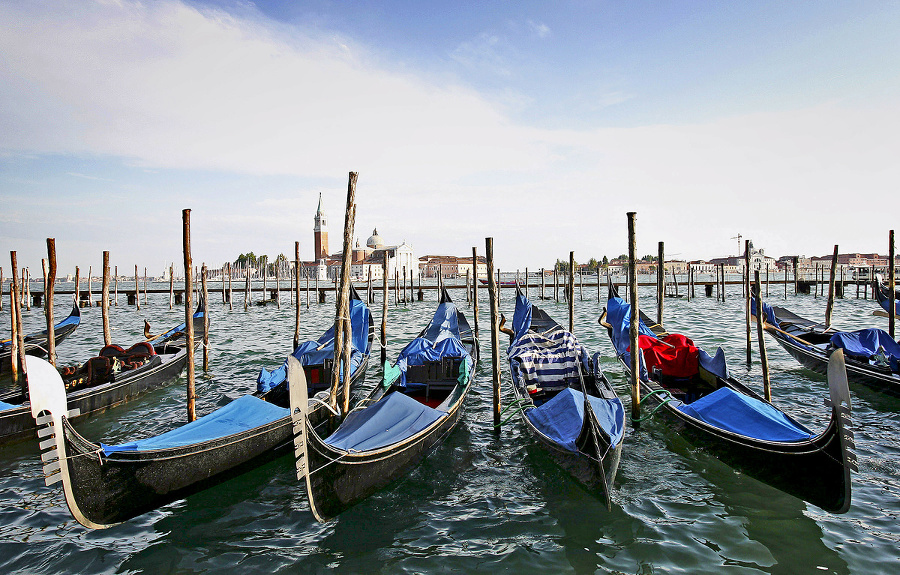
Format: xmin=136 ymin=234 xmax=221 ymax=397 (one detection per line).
xmin=1 ymin=0 xmax=899 ymax=276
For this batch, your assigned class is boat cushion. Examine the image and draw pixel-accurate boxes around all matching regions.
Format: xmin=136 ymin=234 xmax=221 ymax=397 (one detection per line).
xmin=639 ymin=333 xmax=699 ymax=378
xmin=101 ymin=395 xmax=288 ymax=455
xmin=99 ymin=344 xmax=127 ymax=357
xmin=525 ymin=387 xmax=624 ymax=452
xmin=677 ymin=387 xmax=813 ymax=443
xmin=324 ymin=391 xmax=447 ymax=452
xmin=829 ymin=329 xmax=900 ymax=362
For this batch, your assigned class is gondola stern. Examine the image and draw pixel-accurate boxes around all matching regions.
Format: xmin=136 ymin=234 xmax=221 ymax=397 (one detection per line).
xmin=24 ymin=356 xmax=112 ymax=529
xmin=825 ymin=348 xmax=856 ymax=513
xmin=287 ymin=355 xmax=332 ymax=523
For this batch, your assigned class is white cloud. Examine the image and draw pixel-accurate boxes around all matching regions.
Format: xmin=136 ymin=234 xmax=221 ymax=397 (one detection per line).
xmin=1 ymin=1 xmax=898 ymax=270
xmin=527 ymin=20 xmax=551 ymax=39
xmin=0 ymin=1 xmax=540 ymax=183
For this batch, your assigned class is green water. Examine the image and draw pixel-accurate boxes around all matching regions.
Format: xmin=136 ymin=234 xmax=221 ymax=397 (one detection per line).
xmin=1 ymin=282 xmax=897 ymax=574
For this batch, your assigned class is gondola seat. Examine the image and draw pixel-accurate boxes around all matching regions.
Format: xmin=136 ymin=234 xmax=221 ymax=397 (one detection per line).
xmin=99 ymin=344 xmax=127 ymax=358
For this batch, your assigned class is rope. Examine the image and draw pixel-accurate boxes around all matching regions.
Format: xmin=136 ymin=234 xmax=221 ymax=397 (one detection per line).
xmin=492 ymin=397 xmax=532 ymax=428
xmin=631 ymin=388 xmax=678 ymax=423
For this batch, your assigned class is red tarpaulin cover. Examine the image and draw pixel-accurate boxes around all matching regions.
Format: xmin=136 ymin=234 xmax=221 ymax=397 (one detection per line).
xmin=637 ymin=333 xmax=700 ymax=378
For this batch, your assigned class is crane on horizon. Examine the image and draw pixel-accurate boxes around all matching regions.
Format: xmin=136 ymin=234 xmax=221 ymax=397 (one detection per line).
xmin=731 ymin=233 xmax=742 ymax=256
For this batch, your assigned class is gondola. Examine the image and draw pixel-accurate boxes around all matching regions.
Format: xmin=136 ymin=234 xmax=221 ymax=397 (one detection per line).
xmin=600 ymin=284 xmax=856 ymax=513
xmin=873 ymin=273 xmax=900 ymax=316
xmin=26 ymin=288 xmax=372 ymax=529
xmin=505 ymin=289 xmax=624 ymax=509
xmin=292 ymin=287 xmax=476 ymax=522
xmin=1 ymin=301 xmax=203 ymax=445
xmin=757 ymin=298 xmax=900 ymax=395
xmin=1 ymin=300 xmax=81 ymax=373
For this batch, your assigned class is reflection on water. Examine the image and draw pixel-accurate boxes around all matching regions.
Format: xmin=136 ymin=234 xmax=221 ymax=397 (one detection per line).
xmin=0 ymin=283 xmax=898 ymax=573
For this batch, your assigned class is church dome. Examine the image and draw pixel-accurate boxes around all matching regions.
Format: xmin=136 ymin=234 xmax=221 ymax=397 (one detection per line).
xmin=366 ymin=228 xmax=384 ymax=249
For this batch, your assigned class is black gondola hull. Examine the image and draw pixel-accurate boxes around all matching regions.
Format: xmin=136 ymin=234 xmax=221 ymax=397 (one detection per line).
xmin=0 ymin=345 xmax=189 ymax=445
xmin=304 ymin=393 xmax=467 ymax=520
xmin=636 ymin=378 xmax=850 ymax=513
xmin=1 ymin=303 xmax=81 ymax=372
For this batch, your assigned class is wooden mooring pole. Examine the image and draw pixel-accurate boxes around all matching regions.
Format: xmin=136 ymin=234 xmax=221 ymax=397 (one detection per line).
xmin=294 ymin=242 xmax=301 ymax=350
xmin=202 ymin=264 xmax=209 ymax=372
xmin=472 ymin=247 xmax=480 ymax=339
xmin=381 ymin=250 xmax=388 ymax=366
xmin=889 ymin=230 xmax=895 ymax=339
xmin=657 ymin=241 xmax=664 ymax=327
xmin=754 ymin=271 xmax=771 ymax=402
xmin=486 ymin=237 xmax=501 ymax=427
xmin=745 ymin=239 xmax=751 ymax=364
xmin=183 ymin=209 xmax=196 ymax=423
xmin=568 ymin=251 xmax=575 ymax=334
xmin=102 ymin=251 xmax=111 ymax=346
xmin=9 ymin=252 xmax=21 ymax=382
xmin=825 ymin=245 xmax=838 ymax=327
xmin=45 ymin=239 xmax=57 ymax=366
xmin=627 ymin=213 xmax=640 ymax=423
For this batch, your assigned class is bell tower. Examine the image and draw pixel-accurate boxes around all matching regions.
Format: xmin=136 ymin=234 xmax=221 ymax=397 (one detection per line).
xmin=313 ymin=193 xmax=328 ymax=260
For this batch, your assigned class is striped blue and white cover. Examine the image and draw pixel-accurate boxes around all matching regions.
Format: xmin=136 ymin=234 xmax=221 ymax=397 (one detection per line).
xmin=509 ymin=328 xmax=587 ymax=389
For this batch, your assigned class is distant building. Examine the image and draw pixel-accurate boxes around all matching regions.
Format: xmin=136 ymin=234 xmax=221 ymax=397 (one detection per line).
xmin=419 ymin=255 xmax=487 ymax=278
xmin=300 ymin=198 xmax=416 ymax=281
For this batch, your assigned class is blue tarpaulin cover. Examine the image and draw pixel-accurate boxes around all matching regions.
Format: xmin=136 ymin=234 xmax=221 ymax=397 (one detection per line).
xmin=257 ymin=297 xmax=371 ymax=392
xmin=422 ymin=300 xmax=461 ymax=343
xmin=0 ymin=401 xmax=19 ymax=412
xmin=101 ymin=395 xmax=289 ymax=455
xmin=750 ymin=298 xmax=780 ymax=329
xmin=699 ymin=347 xmax=729 ymax=380
xmin=324 ymin=391 xmax=447 ymax=452
xmin=526 ymin=387 xmax=625 ymax=452
xmin=677 ymin=387 xmax=813 ymax=443
xmin=829 ymin=328 xmax=900 ymax=361
xmin=606 ymin=296 xmax=659 ymax=360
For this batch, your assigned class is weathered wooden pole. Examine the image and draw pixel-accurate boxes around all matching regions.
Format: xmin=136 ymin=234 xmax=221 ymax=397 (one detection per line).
xmin=754 ymin=271 xmax=771 ymax=402
xmin=87 ymin=266 xmax=92 ymax=307
xmin=765 ymin=263 xmax=769 ymax=297
xmin=45 ymin=239 xmax=57 ymax=366
xmin=554 ymin=263 xmax=559 ymax=302
xmin=497 ymin=267 xmax=501 ymax=303
xmin=183 ymin=209 xmax=196 ymax=423
xmin=381 ymin=250 xmax=388 ymax=366
xmin=814 ymin=263 xmax=819 ymax=299
xmin=367 ymin=266 xmax=373 ymax=304
xmin=25 ymin=268 xmax=31 ymax=311
xmin=525 ymin=267 xmax=529 ymax=299
xmin=793 ymin=257 xmax=799 ymax=295
xmin=568 ymin=252 xmax=575 ymax=334
xmin=227 ymin=262 xmax=233 ymax=310
xmin=114 ymin=265 xmax=118 ymax=306
xmin=244 ymin=264 xmax=250 ymax=311
xmin=715 ymin=264 xmax=720 ymax=301
xmin=102 ymin=251 xmax=111 ymax=346
xmin=825 ymin=245 xmax=839 ymax=328
xmin=745 ymin=239 xmax=751 ymax=364
xmin=74 ymin=266 xmax=80 ymax=307
xmin=657 ymin=241 xmax=664 ymax=327
xmin=394 ymin=270 xmax=399 ymax=305
xmin=627 ymin=213 xmax=640 ymax=422
xmin=721 ymin=264 xmax=726 ymax=301
xmin=9 ymin=252 xmax=21 ymax=382
xmin=305 ymin=264 xmax=310 ymax=308
xmin=262 ymin=259 xmax=268 ymax=302
xmin=134 ymin=265 xmax=140 ymax=310
xmin=784 ymin=265 xmax=787 ymax=299
xmin=199 ymin=264 xmax=208 ymax=371
xmin=579 ymin=266 xmax=584 ymax=301
xmin=278 ymin=260 xmax=284 ymax=307
xmin=402 ymin=265 xmax=407 ymax=304
xmin=294 ymin=242 xmax=301 ymax=350
xmin=331 ymin=173 xmax=358 ymax=415
xmin=541 ymin=267 xmax=545 ymax=300
xmin=486 ymin=237 xmax=501 ymax=427
xmin=889 ymin=230 xmax=895 ymax=338
xmin=169 ymin=264 xmax=175 ymax=309
xmin=472 ymin=247 xmax=480 ymax=339
xmin=314 ymin=265 xmax=319 ymax=305
xmin=465 ymin=268 xmax=471 ymax=303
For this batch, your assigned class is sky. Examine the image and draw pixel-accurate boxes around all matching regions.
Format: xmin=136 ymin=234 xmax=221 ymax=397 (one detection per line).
xmin=1 ymin=0 xmax=899 ymax=277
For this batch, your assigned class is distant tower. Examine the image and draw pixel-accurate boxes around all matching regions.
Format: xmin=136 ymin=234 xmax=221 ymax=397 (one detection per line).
xmin=313 ymin=193 xmax=329 ymax=260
